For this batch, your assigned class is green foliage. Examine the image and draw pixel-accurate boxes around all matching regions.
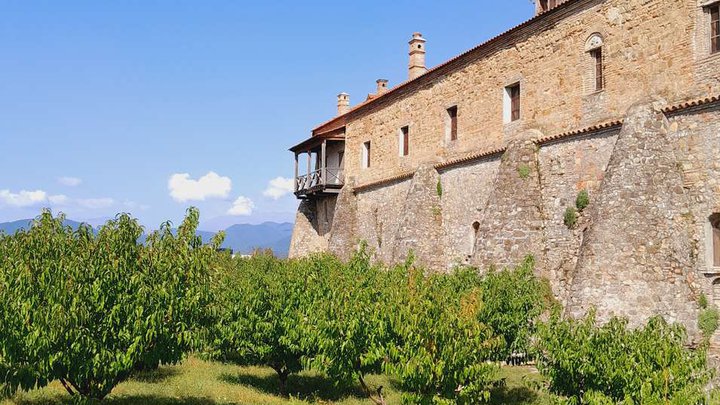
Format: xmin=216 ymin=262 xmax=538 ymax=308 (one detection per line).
xmin=209 ymin=252 xmax=311 ymax=396
xmin=535 ymin=311 xmax=713 ymax=405
xmin=436 ymin=180 xmax=443 ymax=198
xmin=696 ymin=294 xmax=718 ymax=340
xmin=431 ymin=206 xmax=442 ymax=217
xmin=207 ymin=249 xmax=545 ymax=404
xmin=478 ymin=256 xmax=555 ymax=361
xmin=575 ymin=190 xmax=589 ymax=211
xmin=9 ymin=212 xmax=711 ymax=404
xmin=699 ymin=306 xmax=719 ymax=339
xmin=0 ymin=208 xmax=217 ymax=400
xmin=301 ymin=250 xmax=401 ymax=403
xmin=699 ymin=293 xmax=709 ymax=309
xmin=518 ymin=164 xmax=531 ymax=180
xmin=563 ymin=207 xmax=577 ymax=229
xmin=387 ymin=267 xmax=502 ymax=404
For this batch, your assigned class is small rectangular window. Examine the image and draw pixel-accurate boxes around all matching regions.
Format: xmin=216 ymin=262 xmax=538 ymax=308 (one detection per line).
xmin=504 ymin=83 xmax=520 ymax=123
xmin=591 ymin=48 xmax=604 ymax=91
xmin=362 ymin=141 xmax=371 ymax=169
xmin=712 ymin=5 xmax=719 ymax=54
xmin=400 ymin=126 xmax=409 ymax=156
xmin=447 ymin=106 xmax=458 ymax=141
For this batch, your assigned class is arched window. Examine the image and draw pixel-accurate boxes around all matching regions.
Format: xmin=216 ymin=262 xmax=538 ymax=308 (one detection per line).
xmin=468 ymin=221 xmax=481 ymax=257
xmin=585 ymin=34 xmax=604 ymax=93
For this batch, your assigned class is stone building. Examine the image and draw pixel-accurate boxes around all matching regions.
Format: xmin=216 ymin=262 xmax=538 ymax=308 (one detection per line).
xmin=288 ymin=0 xmax=720 ymax=336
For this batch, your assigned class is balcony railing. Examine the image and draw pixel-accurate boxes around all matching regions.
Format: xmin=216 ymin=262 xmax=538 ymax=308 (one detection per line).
xmin=295 ymin=167 xmax=344 ymax=196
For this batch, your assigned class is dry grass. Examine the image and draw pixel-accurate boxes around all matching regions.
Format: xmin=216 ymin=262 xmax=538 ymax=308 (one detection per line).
xmin=1 ymin=358 xmax=548 ymax=404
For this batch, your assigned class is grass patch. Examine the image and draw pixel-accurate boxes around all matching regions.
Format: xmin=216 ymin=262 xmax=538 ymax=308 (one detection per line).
xmin=1 ymin=358 xmax=549 ymax=404
xmin=517 ymin=164 xmax=531 ymax=179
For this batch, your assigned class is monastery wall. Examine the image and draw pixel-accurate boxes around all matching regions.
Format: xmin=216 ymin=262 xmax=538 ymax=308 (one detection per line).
xmin=289 ymin=0 xmax=720 ymax=337
xmin=343 ymin=0 xmax=701 ymax=187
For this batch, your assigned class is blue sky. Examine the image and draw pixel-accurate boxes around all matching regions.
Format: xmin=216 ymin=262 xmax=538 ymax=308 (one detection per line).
xmin=0 ymin=0 xmax=534 ymax=230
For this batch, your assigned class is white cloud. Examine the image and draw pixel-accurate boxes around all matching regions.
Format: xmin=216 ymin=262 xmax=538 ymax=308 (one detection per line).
xmin=168 ymin=171 xmax=232 ymax=202
xmin=123 ymin=200 xmax=150 ymax=211
xmin=0 ymin=189 xmax=128 ymax=213
xmin=77 ymin=198 xmax=115 ymax=209
xmin=0 ymin=189 xmax=48 ymax=207
xmin=227 ymin=196 xmax=255 ymax=216
xmin=58 ymin=177 xmax=82 ymax=187
xmin=263 ymin=177 xmax=295 ymax=200
xmin=48 ymin=194 xmax=69 ymax=205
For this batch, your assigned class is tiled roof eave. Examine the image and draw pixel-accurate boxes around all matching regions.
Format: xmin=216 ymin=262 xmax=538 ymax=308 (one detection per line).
xmin=662 ymin=94 xmax=720 ymax=114
xmin=311 ymin=0 xmax=594 ymax=136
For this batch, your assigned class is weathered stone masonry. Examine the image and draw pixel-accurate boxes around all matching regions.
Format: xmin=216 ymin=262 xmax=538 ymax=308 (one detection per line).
xmin=289 ymin=0 xmax=720 ymax=337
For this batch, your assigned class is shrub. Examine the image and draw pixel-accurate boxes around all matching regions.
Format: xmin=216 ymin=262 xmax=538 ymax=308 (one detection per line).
xmin=699 ymin=307 xmax=719 ymax=339
xmin=0 ymin=209 xmax=217 ymax=400
xmin=564 ymin=207 xmax=578 ymax=229
xmin=436 ymin=180 xmax=443 ymax=198
xmin=478 ymin=256 xmax=555 ymax=361
xmin=575 ymin=190 xmax=590 ymax=211
xmin=209 ymin=253 xmax=311 ymax=396
xmin=699 ymin=293 xmax=709 ymax=309
xmin=387 ymin=267 xmax=503 ymax=404
xmin=535 ymin=311 xmax=713 ymax=404
xmin=301 ymin=250 xmax=401 ymax=404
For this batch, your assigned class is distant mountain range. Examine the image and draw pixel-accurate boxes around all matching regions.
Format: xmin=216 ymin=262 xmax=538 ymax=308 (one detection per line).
xmin=0 ymin=219 xmax=293 ymax=258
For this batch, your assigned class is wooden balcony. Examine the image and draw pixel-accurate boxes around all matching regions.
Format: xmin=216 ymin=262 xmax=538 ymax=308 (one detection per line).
xmin=294 ymin=167 xmax=344 ymax=198
xmin=291 ymin=135 xmax=346 ymax=199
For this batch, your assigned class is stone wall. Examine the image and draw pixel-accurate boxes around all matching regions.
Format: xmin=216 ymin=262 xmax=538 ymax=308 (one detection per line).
xmin=288 ymin=196 xmax=336 ymax=258
xmin=342 ymin=0 xmax=704 ymax=187
xmin=289 ymin=100 xmax=720 ymax=338
xmin=668 ymin=104 xmax=720 ymax=305
xmin=566 ymin=102 xmax=700 ymax=336
xmin=537 ymin=127 xmax=620 ymax=296
xmin=355 ymin=179 xmax=412 ymax=264
xmin=289 ymin=0 xmax=720 ymax=336
xmin=438 ymin=156 xmax=501 ymax=267
xmin=470 ymin=137 xmax=548 ymax=278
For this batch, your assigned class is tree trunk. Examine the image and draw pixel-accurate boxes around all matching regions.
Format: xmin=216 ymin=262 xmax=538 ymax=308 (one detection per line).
xmin=272 ymin=365 xmax=290 ymax=397
xmin=359 ymin=374 xmax=386 ymax=405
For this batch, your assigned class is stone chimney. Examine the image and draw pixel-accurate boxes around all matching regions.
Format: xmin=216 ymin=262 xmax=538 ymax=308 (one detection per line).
xmin=376 ymin=79 xmax=389 ymax=95
xmin=337 ymin=92 xmax=350 ymax=115
xmin=408 ymin=32 xmax=427 ymax=80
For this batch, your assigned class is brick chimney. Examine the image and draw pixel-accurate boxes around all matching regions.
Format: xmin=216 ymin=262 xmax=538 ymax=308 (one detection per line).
xmin=376 ymin=79 xmax=389 ymax=95
xmin=337 ymin=92 xmax=350 ymax=115
xmin=408 ymin=32 xmax=427 ymax=80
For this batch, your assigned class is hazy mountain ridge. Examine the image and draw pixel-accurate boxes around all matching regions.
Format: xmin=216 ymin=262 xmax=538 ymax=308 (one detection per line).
xmin=0 ymin=219 xmax=292 ymax=258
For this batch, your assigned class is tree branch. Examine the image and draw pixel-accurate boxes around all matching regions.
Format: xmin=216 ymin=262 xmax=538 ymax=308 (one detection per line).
xmin=59 ymin=378 xmax=75 ymax=397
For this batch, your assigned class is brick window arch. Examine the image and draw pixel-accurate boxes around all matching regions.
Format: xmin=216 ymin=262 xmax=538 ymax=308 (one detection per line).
xmin=585 ymin=33 xmax=604 ymax=93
